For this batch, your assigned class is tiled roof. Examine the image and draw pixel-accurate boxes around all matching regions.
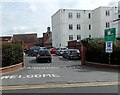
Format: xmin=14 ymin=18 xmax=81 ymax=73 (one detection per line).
xmin=0 ymin=36 xmax=12 ymax=41
xmin=12 ymin=33 xmax=37 ymax=43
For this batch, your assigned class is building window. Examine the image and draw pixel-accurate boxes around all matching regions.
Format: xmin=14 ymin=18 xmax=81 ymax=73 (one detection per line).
xmin=106 ymin=10 xmax=110 ymax=16
xmin=89 ymin=24 xmax=91 ymax=30
xmin=106 ymin=22 xmax=110 ymax=28
xmin=68 ymin=13 xmax=72 ymax=18
xmin=88 ymin=13 xmax=91 ymax=18
xmin=77 ymin=24 xmax=81 ymax=30
xmin=69 ymin=35 xmax=73 ymax=40
xmin=118 ymin=15 xmax=120 ymax=19
xmin=89 ymin=35 xmax=91 ymax=38
xmin=77 ymin=35 xmax=81 ymax=40
xmin=118 ymin=10 xmax=120 ymax=13
xmin=69 ymin=24 xmax=73 ymax=30
xmin=76 ymin=13 xmax=80 ymax=18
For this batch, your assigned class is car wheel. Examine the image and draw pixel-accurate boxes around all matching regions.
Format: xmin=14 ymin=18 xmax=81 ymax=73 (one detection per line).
xmin=36 ymin=59 xmax=39 ymax=63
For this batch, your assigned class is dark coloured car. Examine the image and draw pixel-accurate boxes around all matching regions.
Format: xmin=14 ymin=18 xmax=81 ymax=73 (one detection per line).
xmin=36 ymin=49 xmax=52 ymax=63
xmin=63 ymin=49 xmax=81 ymax=60
xmin=28 ymin=46 xmax=41 ymax=56
xmin=24 ymin=48 xmax=29 ymax=54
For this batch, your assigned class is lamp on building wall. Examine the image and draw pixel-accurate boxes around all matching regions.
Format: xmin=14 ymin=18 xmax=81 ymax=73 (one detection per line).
xmin=77 ymin=40 xmax=80 ymax=50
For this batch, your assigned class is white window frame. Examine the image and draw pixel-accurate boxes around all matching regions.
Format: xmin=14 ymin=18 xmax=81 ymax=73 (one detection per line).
xmin=77 ymin=35 xmax=81 ymax=40
xmin=88 ymin=13 xmax=91 ymax=18
xmin=106 ymin=10 xmax=110 ymax=16
xmin=77 ymin=24 xmax=81 ymax=30
xmin=89 ymin=24 xmax=91 ymax=30
xmin=68 ymin=13 xmax=73 ymax=18
xmin=106 ymin=22 xmax=110 ymax=28
xmin=69 ymin=35 xmax=73 ymax=40
xmin=76 ymin=13 xmax=80 ymax=18
xmin=69 ymin=24 xmax=73 ymax=30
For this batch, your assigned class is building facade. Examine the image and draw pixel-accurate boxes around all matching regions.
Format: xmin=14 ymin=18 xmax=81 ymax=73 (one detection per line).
xmin=112 ymin=1 xmax=120 ymax=38
xmin=118 ymin=1 xmax=120 ymax=37
xmin=43 ymin=27 xmax=52 ymax=47
xmin=52 ymin=6 xmax=117 ymax=47
xmin=0 ymin=36 xmax=12 ymax=44
xmin=12 ymin=33 xmax=37 ymax=48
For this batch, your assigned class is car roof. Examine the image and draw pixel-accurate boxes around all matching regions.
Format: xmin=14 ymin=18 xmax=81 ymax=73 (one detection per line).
xmin=39 ymin=49 xmax=49 ymax=51
xmin=68 ymin=49 xmax=78 ymax=51
xmin=38 ymin=49 xmax=50 ymax=53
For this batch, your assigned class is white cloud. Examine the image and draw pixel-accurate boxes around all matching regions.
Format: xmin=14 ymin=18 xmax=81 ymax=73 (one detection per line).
xmin=25 ymin=31 xmax=37 ymax=34
xmin=27 ymin=2 xmax=37 ymax=13
xmin=95 ymin=0 xmax=110 ymax=6
xmin=1 ymin=0 xmax=58 ymax=3
xmin=12 ymin=26 xmax=30 ymax=34
xmin=108 ymin=1 xmax=119 ymax=6
xmin=28 ymin=5 xmax=36 ymax=13
xmin=1 ymin=0 xmax=120 ymax=37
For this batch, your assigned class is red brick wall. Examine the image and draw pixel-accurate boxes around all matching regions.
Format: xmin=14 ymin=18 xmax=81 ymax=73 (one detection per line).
xmin=68 ymin=40 xmax=81 ymax=51
xmin=22 ymin=42 xmax=36 ymax=48
xmin=1 ymin=62 xmax=24 ymax=74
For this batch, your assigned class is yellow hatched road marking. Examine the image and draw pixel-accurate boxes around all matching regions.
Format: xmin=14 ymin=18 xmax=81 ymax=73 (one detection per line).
xmin=0 ymin=82 xmax=118 ymax=90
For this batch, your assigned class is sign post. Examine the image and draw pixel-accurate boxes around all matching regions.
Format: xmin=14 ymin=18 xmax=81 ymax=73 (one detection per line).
xmin=105 ymin=41 xmax=113 ymax=64
xmin=104 ymin=28 xmax=116 ymax=41
xmin=105 ymin=41 xmax=113 ymax=53
xmin=104 ymin=28 xmax=116 ymax=64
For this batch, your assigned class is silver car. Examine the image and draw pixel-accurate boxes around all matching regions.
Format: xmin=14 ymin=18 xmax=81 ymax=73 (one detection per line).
xmin=63 ymin=49 xmax=81 ymax=60
xmin=55 ymin=47 xmax=68 ymax=56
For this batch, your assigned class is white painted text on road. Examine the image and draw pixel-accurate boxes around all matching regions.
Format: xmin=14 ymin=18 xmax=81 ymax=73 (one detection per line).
xmin=27 ymin=67 xmax=59 ymax=69
xmin=1 ymin=74 xmax=60 ymax=79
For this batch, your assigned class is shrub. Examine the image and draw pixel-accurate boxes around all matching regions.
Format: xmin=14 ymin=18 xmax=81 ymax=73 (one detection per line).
xmin=2 ymin=42 xmax=23 ymax=67
xmin=83 ymin=38 xmax=120 ymax=65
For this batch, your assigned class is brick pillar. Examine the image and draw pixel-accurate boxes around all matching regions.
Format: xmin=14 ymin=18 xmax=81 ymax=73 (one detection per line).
xmin=21 ymin=42 xmax=24 ymax=67
xmin=81 ymin=44 xmax=86 ymax=65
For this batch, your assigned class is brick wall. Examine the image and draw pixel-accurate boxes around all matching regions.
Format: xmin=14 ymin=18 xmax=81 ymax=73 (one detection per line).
xmin=1 ymin=62 xmax=24 ymax=74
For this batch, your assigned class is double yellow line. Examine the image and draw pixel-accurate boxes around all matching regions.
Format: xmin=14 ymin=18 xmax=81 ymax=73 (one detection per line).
xmin=0 ymin=82 xmax=118 ymax=90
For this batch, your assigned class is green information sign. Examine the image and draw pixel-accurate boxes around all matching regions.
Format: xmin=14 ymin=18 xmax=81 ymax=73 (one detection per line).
xmin=104 ymin=28 xmax=116 ymax=41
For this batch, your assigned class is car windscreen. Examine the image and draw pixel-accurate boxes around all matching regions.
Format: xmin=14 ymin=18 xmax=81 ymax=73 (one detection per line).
xmin=69 ymin=50 xmax=79 ymax=54
xmin=39 ymin=50 xmax=50 ymax=56
xmin=61 ymin=48 xmax=67 ymax=50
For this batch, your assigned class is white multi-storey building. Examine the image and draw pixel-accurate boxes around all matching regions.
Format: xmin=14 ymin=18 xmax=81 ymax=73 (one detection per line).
xmin=112 ymin=1 xmax=120 ymax=38
xmin=118 ymin=1 xmax=120 ymax=37
xmin=52 ymin=6 xmax=117 ymax=47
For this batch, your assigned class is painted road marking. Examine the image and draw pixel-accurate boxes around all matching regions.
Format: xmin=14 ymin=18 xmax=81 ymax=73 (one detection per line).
xmin=1 ymin=74 xmax=60 ymax=80
xmin=26 ymin=66 xmax=80 ymax=70
xmin=0 ymin=82 xmax=118 ymax=90
xmin=27 ymin=67 xmax=60 ymax=69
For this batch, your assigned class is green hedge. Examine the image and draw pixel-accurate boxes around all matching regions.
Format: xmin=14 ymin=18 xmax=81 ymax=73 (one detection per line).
xmin=82 ymin=38 xmax=120 ymax=65
xmin=2 ymin=42 xmax=23 ymax=67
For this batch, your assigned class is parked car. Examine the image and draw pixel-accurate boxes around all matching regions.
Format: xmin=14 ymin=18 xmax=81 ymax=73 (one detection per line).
xmin=24 ymin=48 xmax=29 ymax=54
xmin=28 ymin=46 xmax=41 ymax=56
xmin=50 ymin=48 xmax=57 ymax=54
xmin=62 ymin=49 xmax=81 ymax=60
xmin=55 ymin=47 xmax=68 ymax=56
xmin=36 ymin=49 xmax=52 ymax=63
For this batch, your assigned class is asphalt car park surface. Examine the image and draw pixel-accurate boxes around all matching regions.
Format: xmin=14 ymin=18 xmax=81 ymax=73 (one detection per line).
xmin=1 ymin=54 xmax=118 ymax=87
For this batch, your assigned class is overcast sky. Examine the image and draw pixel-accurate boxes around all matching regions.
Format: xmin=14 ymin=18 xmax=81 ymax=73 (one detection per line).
xmin=1 ymin=0 xmax=120 ymax=37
